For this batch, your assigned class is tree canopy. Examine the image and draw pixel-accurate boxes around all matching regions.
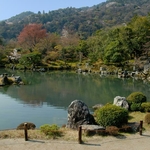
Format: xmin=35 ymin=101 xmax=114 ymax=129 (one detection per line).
xmin=0 ymin=8 xmax=150 ymax=69
xmin=17 ymin=24 xmax=47 ymax=51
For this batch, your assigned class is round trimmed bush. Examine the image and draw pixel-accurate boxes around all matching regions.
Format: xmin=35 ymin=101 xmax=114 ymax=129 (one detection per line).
xmin=95 ymin=104 xmax=128 ymax=127
xmin=126 ymin=92 xmax=147 ymax=103
xmin=141 ymin=102 xmax=150 ymax=112
xmin=130 ymin=103 xmax=142 ymax=111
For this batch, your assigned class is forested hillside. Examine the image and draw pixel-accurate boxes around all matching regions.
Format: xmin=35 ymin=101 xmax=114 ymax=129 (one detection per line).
xmin=0 ymin=0 xmax=150 ymax=73
xmin=0 ymin=0 xmax=150 ymax=41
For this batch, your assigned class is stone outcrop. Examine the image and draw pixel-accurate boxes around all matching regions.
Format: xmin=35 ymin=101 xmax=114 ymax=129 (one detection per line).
xmin=66 ymin=100 xmax=97 ymax=129
xmin=113 ymin=96 xmax=129 ymax=110
xmin=0 ymin=73 xmax=23 ymax=86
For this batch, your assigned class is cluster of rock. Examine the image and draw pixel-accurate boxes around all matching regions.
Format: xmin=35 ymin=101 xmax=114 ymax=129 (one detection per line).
xmin=76 ymin=62 xmax=150 ymax=82
xmin=0 ymin=73 xmax=23 ymax=86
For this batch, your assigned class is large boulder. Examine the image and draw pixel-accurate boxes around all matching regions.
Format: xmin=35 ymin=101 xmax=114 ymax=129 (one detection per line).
xmin=113 ymin=96 xmax=129 ymax=110
xmin=66 ymin=100 xmax=97 ymax=129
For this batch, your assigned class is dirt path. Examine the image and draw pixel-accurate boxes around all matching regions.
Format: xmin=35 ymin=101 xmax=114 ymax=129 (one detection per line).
xmin=0 ymin=131 xmax=150 ymax=150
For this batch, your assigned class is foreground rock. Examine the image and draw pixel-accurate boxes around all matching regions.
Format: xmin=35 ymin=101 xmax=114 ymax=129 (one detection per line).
xmin=66 ymin=100 xmax=97 ymax=129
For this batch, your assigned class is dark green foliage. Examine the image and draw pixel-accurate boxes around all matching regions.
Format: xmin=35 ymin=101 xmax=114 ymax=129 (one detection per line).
xmin=95 ymin=104 xmax=128 ymax=127
xmin=0 ymin=38 xmax=3 ymax=45
xmin=8 ymin=11 xmax=34 ymax=22
xmin=127 ymin=92 xmax=147 ymax=112
xmin=127 ymin=92 xmax=147 ymax=103
xmin=130 ymin=103 xmax=142 ymax=111
xmin=141 ymin=102 xmax=150 ymax=112
xmin=19 ymin=52 xmax=41 ymax=67
xmin=40 ymin=124 xmax=62 ymax=138
xmin=144 ymin=113 xmax=150 ymax=124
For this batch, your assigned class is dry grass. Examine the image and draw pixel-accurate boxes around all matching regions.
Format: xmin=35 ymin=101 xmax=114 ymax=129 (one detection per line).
xmin=129 ymin=111 xmax=150 ymax=131
xmin=0 ymin=130 xmax=46 ymax=140
xmin=0 ymin=128 xmax=81 ymax=141
xmin=0 ymin=128 xmax=109 ymax=143
xmin=129 ymin=111 xmax=146 ymax=122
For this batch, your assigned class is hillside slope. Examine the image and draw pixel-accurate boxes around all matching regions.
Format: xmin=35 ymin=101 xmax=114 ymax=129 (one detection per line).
xmin=0 ymin=0 xmax=150 ymax=41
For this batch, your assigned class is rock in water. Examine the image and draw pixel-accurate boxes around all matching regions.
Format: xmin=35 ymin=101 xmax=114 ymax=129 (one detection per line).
xmin=66 ymin=100 xmax=97 ymax=129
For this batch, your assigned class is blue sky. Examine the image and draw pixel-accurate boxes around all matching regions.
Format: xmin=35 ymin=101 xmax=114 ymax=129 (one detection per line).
xmin=0 ymin=0 xmax=106 ymax=21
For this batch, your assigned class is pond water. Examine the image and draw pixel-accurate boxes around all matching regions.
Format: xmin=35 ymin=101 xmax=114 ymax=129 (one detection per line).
xmin=0 ymin=69 xmax=150 ymax=130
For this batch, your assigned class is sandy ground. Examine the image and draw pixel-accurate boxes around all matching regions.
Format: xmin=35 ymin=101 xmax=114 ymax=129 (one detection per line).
xmin=0 ymin=131 xmax=150 ymax=150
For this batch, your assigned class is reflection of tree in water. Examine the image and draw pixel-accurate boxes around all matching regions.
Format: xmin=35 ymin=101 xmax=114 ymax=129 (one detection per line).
xmin=0 ymin=85 xmax=10 ymax=93
xmin=0 ymin=70 xmax=150 ymax=109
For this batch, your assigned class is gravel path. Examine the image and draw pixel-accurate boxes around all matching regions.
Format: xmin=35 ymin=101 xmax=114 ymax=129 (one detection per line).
xmin=0 ymin=131 xmax=150 ymax=150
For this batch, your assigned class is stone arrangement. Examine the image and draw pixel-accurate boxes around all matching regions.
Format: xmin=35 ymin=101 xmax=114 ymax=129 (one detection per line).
xmin=0 ymin=73 xmax=23 ymax=86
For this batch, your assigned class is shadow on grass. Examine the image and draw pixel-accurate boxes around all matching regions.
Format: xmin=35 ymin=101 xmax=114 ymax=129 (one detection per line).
xmin=128 ymin=115 xmax=134 ymax=120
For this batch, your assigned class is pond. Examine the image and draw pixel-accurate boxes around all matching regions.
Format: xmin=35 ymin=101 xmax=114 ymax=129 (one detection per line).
xmin=0 ymin=69 xmax=150 ymax=130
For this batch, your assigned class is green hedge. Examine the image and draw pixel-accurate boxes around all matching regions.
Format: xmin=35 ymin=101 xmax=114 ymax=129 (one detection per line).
xmin=126 ymin=92 xmax=147 ymax=112
xmin=130 ymin=103 xmax=142 ymax=111
xmin=141 ymin=102 xmax=150 ymax=112
xmin=95 ymin=104 xmax=128 ymax=127
xmin=126 ymin=92 xmax=147 ymax=103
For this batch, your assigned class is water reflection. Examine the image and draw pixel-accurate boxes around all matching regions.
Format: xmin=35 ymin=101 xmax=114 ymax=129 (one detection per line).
xmin=0 ymin=69 xmax=150 ymax=109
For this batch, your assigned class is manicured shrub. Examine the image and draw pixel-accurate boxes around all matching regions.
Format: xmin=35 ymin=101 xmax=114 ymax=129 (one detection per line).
xmin=126 ymin=92 xmax=147 ymax=103
xmin=130 ymin=103 xmax=142 ymax=111
xmin=144 ymin=113 xmax=150 ymax=124
xmin=40 ymin=124 xmax=62 ymax=138
xmin=141 ymin=102 xmax=150 ymax=112
xmin=95 ymin=104 xmax=128 ymax=127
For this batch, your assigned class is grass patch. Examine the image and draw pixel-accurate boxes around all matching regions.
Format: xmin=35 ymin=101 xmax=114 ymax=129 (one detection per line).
xmin=129 ymin=111 xmax=150 ymax=131
xmin=128 ymin=111 xmax=146 ymax=122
